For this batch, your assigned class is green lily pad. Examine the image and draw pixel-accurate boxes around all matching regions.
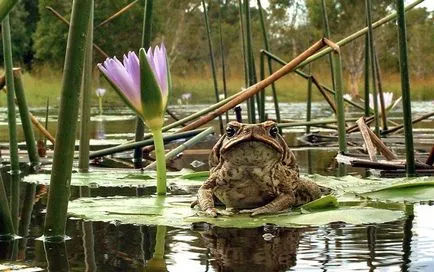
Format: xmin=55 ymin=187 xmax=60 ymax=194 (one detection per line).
xmin=310 ymin=174 xmax=434 ymax=202
xmin=68 ymin=195 xmax=405 ymax=228
xmin=23 ymin=168 xmax=203 ymax=188
xmin=0 ymin=262 xmax=43 ymax=271
xmin=300 ymin=194 xmax=338 ymax=211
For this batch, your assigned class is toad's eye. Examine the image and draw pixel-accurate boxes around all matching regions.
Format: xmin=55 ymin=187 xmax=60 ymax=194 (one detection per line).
xmin=269 ymin=126 xmax=278 ymax=137
xmin=226 ymin=126 xmax=237 ymax=137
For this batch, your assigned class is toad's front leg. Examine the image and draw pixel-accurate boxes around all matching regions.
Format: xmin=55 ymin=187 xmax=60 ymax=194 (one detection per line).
xmin=239 ymin=192 xmax=296 ymax=216
xmin=193 ymin=177 xmax=220 ymax=217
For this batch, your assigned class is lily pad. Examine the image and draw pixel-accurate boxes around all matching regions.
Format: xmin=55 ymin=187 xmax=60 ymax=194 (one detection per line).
xmin=310 ymin=174 xmax=434 ymax=202
xmin=23 ymin=168 xmax=203 ymax=188
xmin=0 ymin=262 xmax=43 ymax=271
xmin=68 ymin=195 xmax=405 ymax=228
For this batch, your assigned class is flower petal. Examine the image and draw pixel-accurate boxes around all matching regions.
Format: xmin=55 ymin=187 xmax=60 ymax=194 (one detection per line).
xmin=102 ymin=56 xmax=141 ymax=113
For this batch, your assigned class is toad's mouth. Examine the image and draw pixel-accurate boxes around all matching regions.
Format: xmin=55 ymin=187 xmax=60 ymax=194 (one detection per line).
xmin=221 ymin=137 xmax=283 ymax=154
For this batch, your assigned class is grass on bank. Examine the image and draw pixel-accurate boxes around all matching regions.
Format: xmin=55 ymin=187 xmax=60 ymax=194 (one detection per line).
xmin=0 ymin=69 xmax=433 ymax=108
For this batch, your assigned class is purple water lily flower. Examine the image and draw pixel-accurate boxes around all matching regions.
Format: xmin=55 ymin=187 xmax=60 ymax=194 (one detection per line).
xmin=97 ymin=44 xmax=170 ymax=127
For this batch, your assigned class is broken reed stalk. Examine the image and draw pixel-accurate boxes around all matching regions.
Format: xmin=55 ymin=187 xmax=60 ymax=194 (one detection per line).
xmin=324 ymin=38 xmax=347 ymax=153
xmin=382 ymin=112 xmax=434 ymax=135
xmin=2 ymin=15 xmax=20 ymax=232
xmin=46 ymin=6 xmax=109 ymax=59
xmin=31 ymin=111 xmax=55 ymax=144
xmin=296 ymin=0 xmax=424 ymax=68
xmin=178 ymin=39 xmax=328 ymax=132
xmin=396 ymin=0 xmax=415 ymax=176
xmin=218 ymin=0 xmax=229 ymax=123
xmin=202 ymin=0 xmax=224 ymax=134
xmin=0 ymin=0 xmax=17 ymax=22
xmin=144 ymin=126 xmax=214 ymax=170
xmin=44 ymin=0 xmax=93 ymax=241
xmin=257 ymin=0 xmax=280 ymax=124
xmin=13 ymin=69 xmax=39 ymax=168
xmin=78 ymin=4 xmax=94 ymax=173
xmin=365 ymin=0 xmax=380 ymax=136
xmin=96 ymin=0 xmax=139 ymax=28
xmin=261 ymin=50 xmax=360 ymax=112
xmin=89 ymin=128 xmax=207 ymax=159
xmin=357 ymin=117 xmax=378 ymax=161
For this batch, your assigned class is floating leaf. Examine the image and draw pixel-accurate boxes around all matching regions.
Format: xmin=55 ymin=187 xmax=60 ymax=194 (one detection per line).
xmin=300 ymin=194 xmax=338 ymax=211
xmin=68 ymin=195 xmax=405 ymax=228
xmin=23 ymin=168 xmax=203 ymax=189
xmin=0 ymin=262 xmax=43 ymax=271
xmin=181 ymin=171 xmax=209 ymax=180
xmin=310 ymin=174 xmax=434 ymax=202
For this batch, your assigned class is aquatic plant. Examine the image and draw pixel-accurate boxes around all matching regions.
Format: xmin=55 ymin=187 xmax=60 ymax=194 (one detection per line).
xmin=95 ymin=88 xmax=106 ymax=115
xmin=98 ymin=44 xmax=171 ymax=195
xmin=369 ymin=92 xmax=402 ymax=114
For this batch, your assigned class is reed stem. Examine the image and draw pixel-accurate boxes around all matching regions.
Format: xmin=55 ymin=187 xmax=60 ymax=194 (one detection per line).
xmin=78 ymin=3 xmax=94 ymax=173
xmin=325 ymin=39 xmax=347 ymax=153
xmin=244 ymin=0 xmax=257 ymax=123
xmin=133 ymin=0 xmax=153 ymax=169
xmin=218 ymin=1 xmax=229 ymax=123
xmin=306 ymin=75 xmax=313 ymax=134
xmin=44 ymin=0 xmax=93 ymax=240
xmin=2 ymin=15 xmax=20 ymax=232
xmin=297 ymin=0 xmax=423 ymax=68
xmin=365 ymin=0 xmax=380 ymax=136
xmin=364 ymin=19 xmax=370 ymax=117
xmin=321 ymin=0 xmax=336 ymax=91
xmin=13 ymin=69 xmax=39 ymax=168
xmin=0 ymin=173 xmax=14 ymax=236
xmin=202 ymin=0 xmax=224 ymax=134
xmin=257 ymin=0 xmax=280 ymax=124
xmin=396 ymin=0 xmax=415 ymax=176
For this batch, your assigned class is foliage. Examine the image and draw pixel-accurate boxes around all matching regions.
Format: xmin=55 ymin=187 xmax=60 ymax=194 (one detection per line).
xmin=0 ymin=0 xmax=32 ymax=65
xmin=0 ymin=0 xmax=432 ymax=104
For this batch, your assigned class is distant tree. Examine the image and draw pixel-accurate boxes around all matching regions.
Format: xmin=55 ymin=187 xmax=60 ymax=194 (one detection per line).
xmin=306 ymin=0 xmax=393 ymax=97
xmin=0 ymin=0 xmax=32 ymax=66
xmin=33 ymin=0 xmax=70 ymax=68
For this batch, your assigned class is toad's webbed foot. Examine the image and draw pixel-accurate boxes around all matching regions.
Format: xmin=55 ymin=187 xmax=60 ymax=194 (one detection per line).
xmin=198 ymin=207 xmax=235 ymax=217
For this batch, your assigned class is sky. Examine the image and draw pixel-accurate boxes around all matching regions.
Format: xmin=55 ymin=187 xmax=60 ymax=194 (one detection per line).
xmin=417 ymin=0 xmax=434 ymax=11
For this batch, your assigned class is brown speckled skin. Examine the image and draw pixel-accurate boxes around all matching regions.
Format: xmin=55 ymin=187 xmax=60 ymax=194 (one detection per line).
xmin=194 ymin=121 xmax=321 ymax=216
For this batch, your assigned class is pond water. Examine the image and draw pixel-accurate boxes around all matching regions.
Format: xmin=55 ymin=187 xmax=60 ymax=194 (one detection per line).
xmin=0 ymin=101 xmax=433 ymax=271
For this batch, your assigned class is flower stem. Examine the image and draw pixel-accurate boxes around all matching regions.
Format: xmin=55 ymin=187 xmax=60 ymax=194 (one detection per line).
xmin=151 ymin=128 xmax=167 ymax=195
xmin=98 ymin=97 xmax=103 ymax=115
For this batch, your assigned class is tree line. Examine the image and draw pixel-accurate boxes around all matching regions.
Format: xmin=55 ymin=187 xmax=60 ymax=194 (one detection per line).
xmin=2 ymin=0 xmax=433 ymax=94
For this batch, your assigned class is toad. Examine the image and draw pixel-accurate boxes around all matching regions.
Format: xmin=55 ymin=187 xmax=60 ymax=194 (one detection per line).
xmin=192 ymin=121 xmax=321 ymax=216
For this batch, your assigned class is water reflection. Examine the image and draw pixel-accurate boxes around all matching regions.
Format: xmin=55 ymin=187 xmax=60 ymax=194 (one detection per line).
xmin=193 ymin=225 xmax=305 ymax=271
